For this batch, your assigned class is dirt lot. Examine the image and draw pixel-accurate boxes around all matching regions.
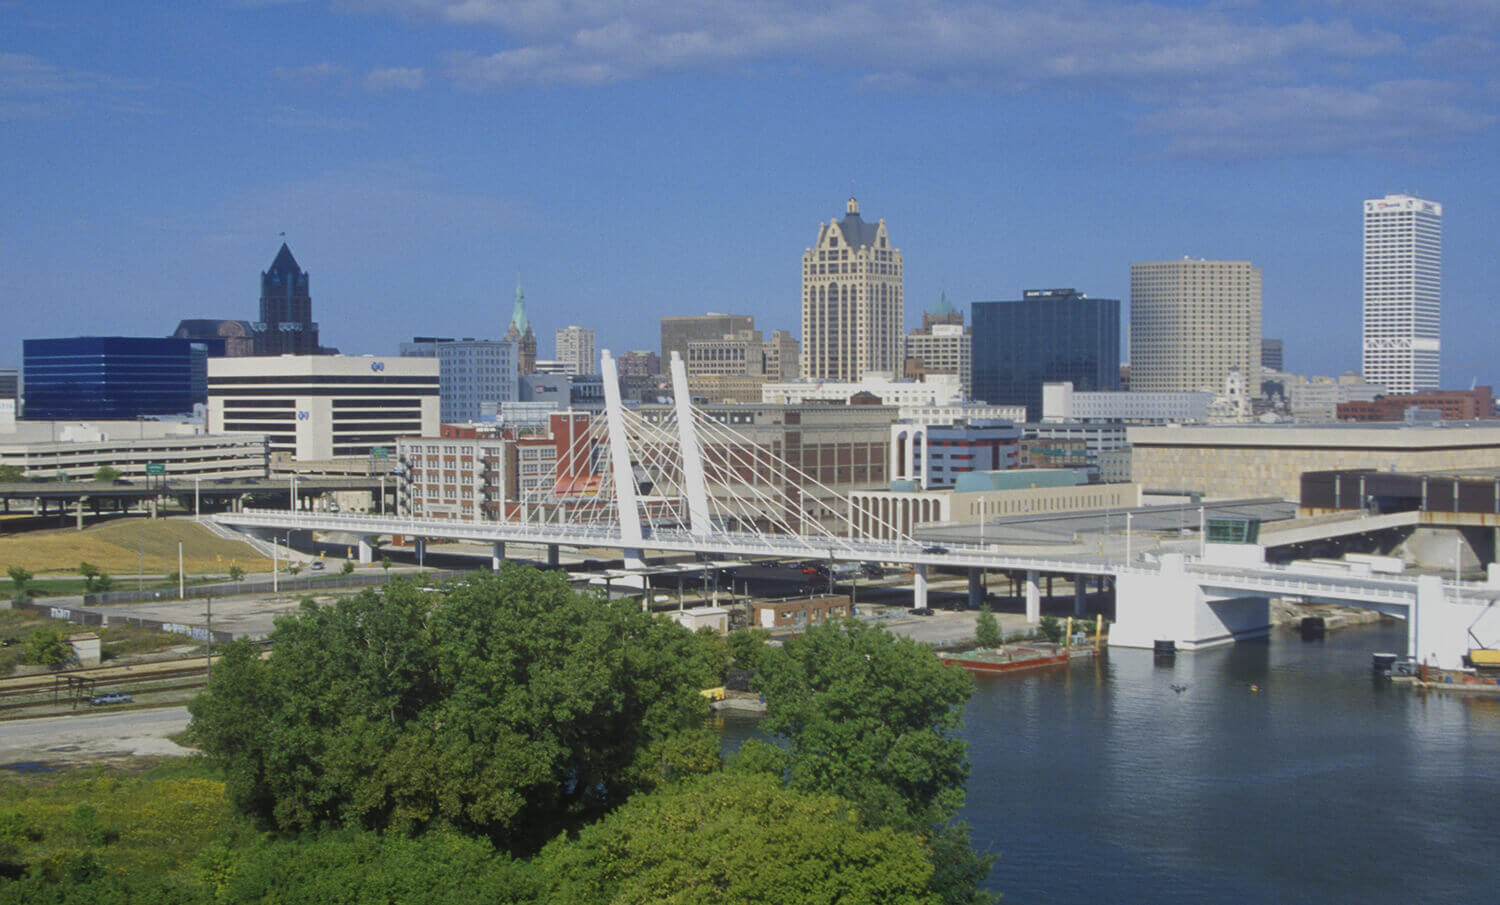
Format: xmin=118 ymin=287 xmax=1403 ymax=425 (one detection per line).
xmin=0 ymin=518 xmax=271 ymax=576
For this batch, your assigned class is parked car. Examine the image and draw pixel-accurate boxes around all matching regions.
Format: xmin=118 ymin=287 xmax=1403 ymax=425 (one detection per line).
xmin=911 ymin=607 xmax=934 ymax=617
xmin=860 ymin=562 xmax=884 ymax=579
xmin=111 ymin=477 xmax=133 ymax=485
xmin=310 ymin=561 xmax=325 ymax=571
xmin=920 ymin=545 xmax=950 ymax=555
xmin=89 ymin=692 xmax=132 ymax=706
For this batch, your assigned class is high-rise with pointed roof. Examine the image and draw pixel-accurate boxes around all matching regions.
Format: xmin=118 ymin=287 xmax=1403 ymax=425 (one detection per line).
xmin=505 ymin=282 xmax=538 ymax=375
xmin=253 ymin=243 xmax=321 ymax=356
xmin=801 ymin=198 xmax=903 ymax=381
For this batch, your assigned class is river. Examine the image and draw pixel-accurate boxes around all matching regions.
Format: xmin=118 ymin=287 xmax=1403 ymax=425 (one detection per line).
xmin=722 ymin=621 xmax=1500 ymax=904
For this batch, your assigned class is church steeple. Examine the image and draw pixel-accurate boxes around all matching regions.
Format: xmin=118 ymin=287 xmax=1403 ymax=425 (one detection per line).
xmin=505 ymin=280 xmax=537 ymax=375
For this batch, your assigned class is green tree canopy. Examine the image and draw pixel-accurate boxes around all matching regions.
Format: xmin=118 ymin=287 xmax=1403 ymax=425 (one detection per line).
xmin=975 ymin=605 xmax=1002 ymax=648
xmin=23 ymin=626 xmax=72 ymax=669
xmin=7 ymin=566 xmax=33 ymax=602
xmin=0 ymin=465 xmax=23 ymax=482
xmin=756 ymin=619 xmax=974 ymax=828
xmin=217 ymin=829 xmax=537 ymax=905
xmin=92 ymin=465 xmax=121 ymax=482
xmin=753 ymin=619 xmax=994 ymax=905
xmin=188 ymin=568 xmax=720 ymax=852
xmin=536 ymin=772 xmax=942 ymax=905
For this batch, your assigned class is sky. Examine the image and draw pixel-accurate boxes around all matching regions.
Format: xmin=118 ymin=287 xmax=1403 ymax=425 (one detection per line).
xmin=4 ymin=0 xmax=1499 ymax=386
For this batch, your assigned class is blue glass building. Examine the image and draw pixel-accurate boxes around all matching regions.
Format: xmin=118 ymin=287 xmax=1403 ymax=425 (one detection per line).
xmin=23 ymin=337 xmax=196 ymax=420
xmin=971 ymin=289 xmax=1120 ymax=420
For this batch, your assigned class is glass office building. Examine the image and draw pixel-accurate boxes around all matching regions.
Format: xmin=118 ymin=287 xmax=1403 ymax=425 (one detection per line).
xmin=23 ymin=337 xmax=196 ymax=420
xmin=971 ymin=289 xmax=1120 ymax=421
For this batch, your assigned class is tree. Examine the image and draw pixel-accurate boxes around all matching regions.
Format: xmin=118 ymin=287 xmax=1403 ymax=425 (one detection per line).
xmin=287 ymin=564 xmax=301 ymax=576
xmin=380 ymin=555 xmax=392 ymax=573
xmin=536 ymin=773 xmax=942 ymax=905
xmin=7 ymin=566 xmax=33 ymax=602
xmin=228 ymin=565 xmax=245 ymax=582
xmin=188 ymin=568 xmax=718 ymax=853
xmin=974 ymin=605 xmax=1001 ymax=649
xmin=1038 ymin=614 xmax=1063 ymax=644
xmin=23 ymin=626 xmax=72 ymax=669
xmin=215 ymin=829 xmax=537 ymax=905
xmin=754 ymin=619 xmax=994 ymax=904
xmin=0 ymin=465 xmax=23 ymax=482
xmin=77 ymin=562 xmax=100 ymax=592
xmin=726 ymin=627 xmax=771 ymax=672
xmin=92 ymin=465 xmax=121 ymax=483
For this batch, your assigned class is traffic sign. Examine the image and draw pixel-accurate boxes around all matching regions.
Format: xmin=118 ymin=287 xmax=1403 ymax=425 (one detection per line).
xmin=371 ymin=447 xmax=389 ymax=459
xmin=145 ymin=463 xmax=165 ymax=476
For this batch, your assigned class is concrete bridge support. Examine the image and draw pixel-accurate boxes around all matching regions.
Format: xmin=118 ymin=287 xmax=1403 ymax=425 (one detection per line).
xmin=491 ymin=542 xmax=505 ymax=571
xmin=913 ymin=564 xmax=928 ymax=611
xmin=547 ymin=544 xmax=560 ymax=567
xmin=968 ymin=568 xmax=984 ymax=610
xmin=357 ymin=536 xmax=375 ymax=565
xmin=1110 ymin=554 xmax=1271 ymax=653
xmin=1074 ymin=575 xmax=1087 ymax=616
xmin=1024 ymin=570 xmax=1040 ymax=623
xmin=414 ymin=538 xmax=427 ymax=567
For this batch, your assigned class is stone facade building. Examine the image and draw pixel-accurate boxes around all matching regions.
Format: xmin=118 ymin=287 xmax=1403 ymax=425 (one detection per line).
xmin=801 ymin=198 xmax=903 ymax=381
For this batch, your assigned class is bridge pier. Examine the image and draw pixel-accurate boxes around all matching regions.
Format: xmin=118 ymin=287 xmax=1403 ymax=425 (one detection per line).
xmin=1024 ymin=570 xmax=1040 ymax=623
xmin=1074 ymin=575 xmax=1087 ymax=616
xmin=1110 ymin=554 xmax=1271 ymax=653
xmin=547 ymin=544 xmax=560 ymax=568
xmin=414 ymin=538 xmax=427 ymax=567
xmin=491 ymin=542 xmax=505 ymax=571
xmin=967 ymin=568 xmax=984 ymax=609
xmin=913 ymin=564 xmax=928 ymax=611
xmin=357 ymin=537 xmax=375 ymax=565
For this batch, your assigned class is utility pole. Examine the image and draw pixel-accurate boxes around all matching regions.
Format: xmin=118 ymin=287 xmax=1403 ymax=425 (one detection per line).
xmin=178 ymin=541 xmax=184 ymax=599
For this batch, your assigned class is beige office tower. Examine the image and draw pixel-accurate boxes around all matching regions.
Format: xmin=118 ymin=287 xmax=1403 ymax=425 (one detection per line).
xmin=554 ymin=325 xmax=596 ymax=376
xmin=801 ymin=198 xmax=903 ymax=380
xmin=1129 ymin=259 xmax=1261 ymax=394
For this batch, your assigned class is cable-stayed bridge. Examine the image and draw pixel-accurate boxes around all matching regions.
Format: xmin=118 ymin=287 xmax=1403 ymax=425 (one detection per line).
xmin=214 ymin=351 xmax=1500 ymax=671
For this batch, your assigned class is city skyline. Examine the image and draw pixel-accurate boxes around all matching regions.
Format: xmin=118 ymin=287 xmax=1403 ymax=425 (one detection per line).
xmin=5 ymin=2 xmax=1499 ymax=386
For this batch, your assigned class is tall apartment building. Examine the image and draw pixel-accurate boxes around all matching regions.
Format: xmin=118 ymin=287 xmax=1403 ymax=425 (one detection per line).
xmin=971 ymin=288 xmax=1119 ymax=420
xmin=801 ymin=198 xmax=903 ymax=380
xmin=400 ymin=338 xmax=519 ymax=423
xmin=902 ymin=324 xmax=971 ymax=396
xmin=1363 ymin=194 xmax=1442 ymax=394
xmin=208 ymin=355 xmax=438 ymax=463
xmin=1260 ymin=338 xmax=1284 ymax=373
xmin=615 ymin=350 xmax=661 ymax=376
xmin=253 ymin=244 xmax=322 ymax=356
xmin=660 ymin=314 xmax=755 ymax=365
xmin=1130 ymin=260 xmax=1260 ymax=394
xmin=554 ymin=325 xmax=596 ymax=376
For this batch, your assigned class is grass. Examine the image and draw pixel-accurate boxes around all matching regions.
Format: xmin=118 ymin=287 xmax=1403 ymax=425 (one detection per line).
xmin=0 ymin=520 xmax=271 ymax=577
xmin=0 ymin=757 xmax=245 ymax=885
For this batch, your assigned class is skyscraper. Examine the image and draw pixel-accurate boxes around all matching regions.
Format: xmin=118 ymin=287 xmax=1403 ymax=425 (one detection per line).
xmin=1129 ymin=260 xmax=1261 ymax=394
xmin=253 ymin=244 xmax=321 ymax=356
xmin=555 ymin=325 xmax=597 ymax=376
xmin=801 ymin=198 xmax=903 ymax=380
xmin=971 ymin=288 xmax=1119 ymax=420
xmin=1363 ymin=194 xmax=1442 ymax=394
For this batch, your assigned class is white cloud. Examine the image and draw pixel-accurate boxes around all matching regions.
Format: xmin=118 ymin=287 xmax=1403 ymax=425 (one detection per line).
xmin=344 ymin=0 xmax=1499 ymax=157
xmin=1139 ymin=79 xmax=1494 ymax=158
xmin=363 ymin=66 xmax=426 ymax=91
xmin=271 ymin=61 xmax=351 ymax=85
xmin=0 ymin=52 xmax=147 ymax=120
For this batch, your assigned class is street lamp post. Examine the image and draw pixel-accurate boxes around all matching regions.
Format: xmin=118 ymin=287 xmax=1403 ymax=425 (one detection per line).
xmin=1125 ymin=512 xmax=1133 ymax=565
xmin=194 ymin=477 xmax=200 ymax=519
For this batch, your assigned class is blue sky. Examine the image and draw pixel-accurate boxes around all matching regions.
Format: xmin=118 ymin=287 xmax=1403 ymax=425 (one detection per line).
xmin=4 ymin=0 xmax=1499 ymax=385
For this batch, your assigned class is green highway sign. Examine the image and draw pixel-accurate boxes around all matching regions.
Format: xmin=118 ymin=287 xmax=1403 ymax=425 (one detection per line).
xmin=371 ymin=447 xmax=389 ymax=459
xmin=145 ymin=463 xmax=166 ymax=476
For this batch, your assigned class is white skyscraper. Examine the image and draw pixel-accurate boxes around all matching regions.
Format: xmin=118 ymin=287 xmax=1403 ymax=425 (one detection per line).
xmin=554 ymin=325 xmax=597 ymax=376
xmin=801 ymin=198 xmax=903 ymax=381
xmin=1362 ymin=193 xmax=1441 ymax=394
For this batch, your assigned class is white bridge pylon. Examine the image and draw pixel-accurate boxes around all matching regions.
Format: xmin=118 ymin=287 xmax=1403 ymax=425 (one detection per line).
xmin=552 ymin=349 xmax=916 ymax=555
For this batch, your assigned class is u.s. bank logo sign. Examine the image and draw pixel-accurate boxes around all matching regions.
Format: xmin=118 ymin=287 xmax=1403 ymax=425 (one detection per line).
xmin=370 ymin=361 xmax=386 ymax=372
xmin=297 ymin=411 xmax=310 ymax=421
